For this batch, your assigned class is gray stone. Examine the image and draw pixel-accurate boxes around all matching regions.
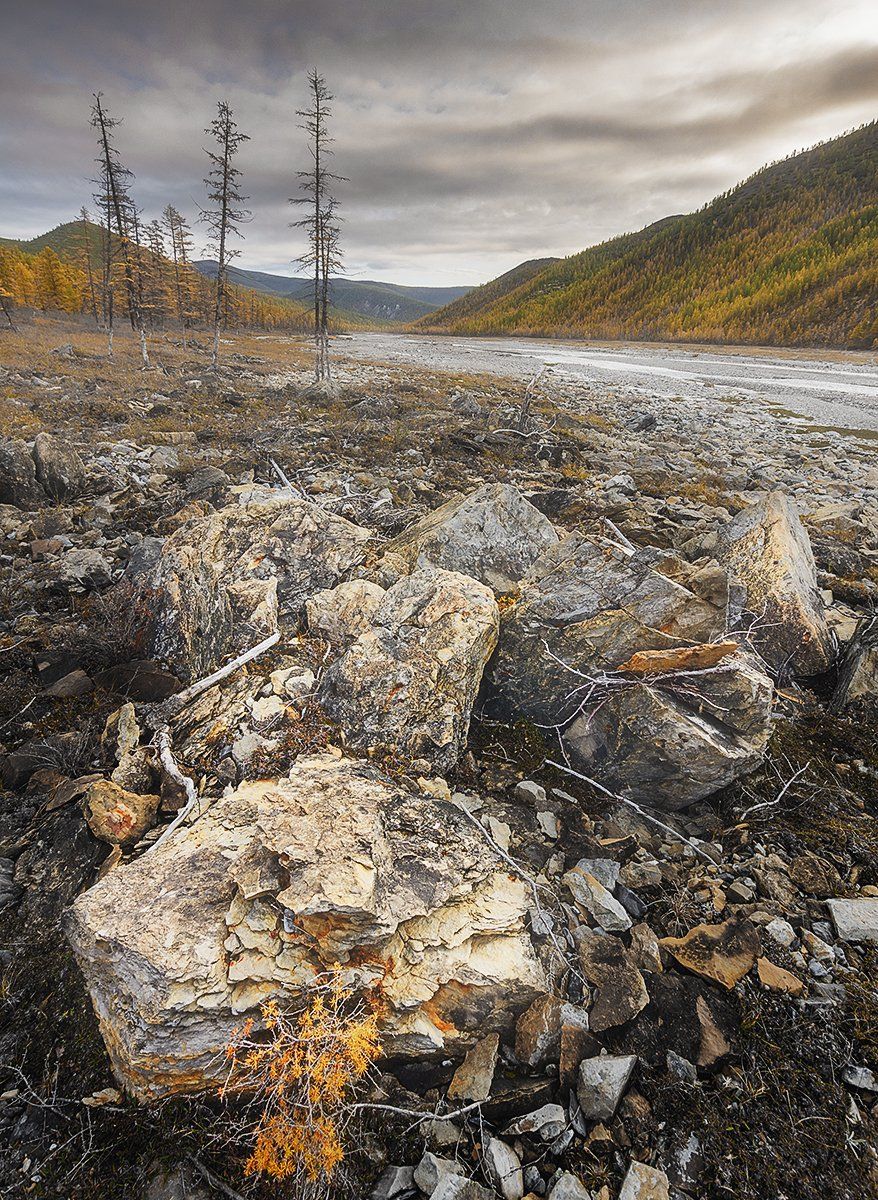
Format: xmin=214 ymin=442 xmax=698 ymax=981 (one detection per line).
xmin=564 ymin=869 xmax=631 ymax=932
xmin=148 ymin=495 xmax=372 ymax=680
xmin=717 ymin=491 xmax=833 ymax=678
xmin=576 ymin=1053 xmax=638 ymax=1121
xmin=493 ymin=536 xmax=735 ymax=726
xmin=319 ymin=567 xmax=499 ymax=771
xmin=482 ymin=1137 xmax=524 ymax=1200
xmin=826 ymin=899 xmax=878 ymax=943
xmin=569 ymin=857 xmax=620 ymax=890
xmin=66 ymin=755 xmax=544 ymax=1098
xmin=843 ymin=1065 xmax=878 ymax=1093
xmin=0 ymin=438 xmax=42 ymax=508
xmin=430 ymin=1177 xmax=495 ymax=1200
xmin=504 ymin=1103 xmax=568 ymax=1142
xmin=33 ymin=431 xmax=87 ymax=500
xmin=547 ymin=1171 xmax=592 ymax=1200
xmin=514 ymin=779 xmax=548 ymax=806
xmin=371 ymin=1165 xmax=416 ymax=1199
xmin=384 ymin=482 xmax=558 ymax=592
xmin=562 ymin=654 xmax=774 ymax=810
xmin=414 ymin=1152 xmax=464 ymax=1194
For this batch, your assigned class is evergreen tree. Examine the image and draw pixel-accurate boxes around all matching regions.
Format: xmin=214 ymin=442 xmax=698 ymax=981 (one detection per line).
xmin=201 ymin=100 xmax=250 ymax=369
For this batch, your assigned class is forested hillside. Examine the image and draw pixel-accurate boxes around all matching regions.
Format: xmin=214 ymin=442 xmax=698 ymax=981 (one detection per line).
xmin=415 ymin=257 xmax=558 ymax=330
xmin=0 ymin=221 xmax=312 ymax=332
xmin=420 ymin=123 xmax=878 ymax=348
xmin=195 ymin=261 xmax=470 ymax=323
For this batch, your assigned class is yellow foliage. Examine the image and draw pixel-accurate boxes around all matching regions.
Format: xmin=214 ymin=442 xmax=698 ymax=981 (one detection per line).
xmin=225 ymin=972 xmax=382 ymax=1185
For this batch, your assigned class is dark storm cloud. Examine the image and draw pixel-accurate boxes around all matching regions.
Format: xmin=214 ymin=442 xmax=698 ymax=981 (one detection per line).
xmin=1 ymin=1 xmax=876 ymax=284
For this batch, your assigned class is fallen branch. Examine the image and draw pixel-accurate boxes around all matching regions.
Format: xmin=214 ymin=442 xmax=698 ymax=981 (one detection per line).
xmin=546 ymin=758 xmax=719 ymax=865
xmin=170 ymin=631 xmax=281 ymax=711
xmin=148 ymin=727 xmax=199 ymax=852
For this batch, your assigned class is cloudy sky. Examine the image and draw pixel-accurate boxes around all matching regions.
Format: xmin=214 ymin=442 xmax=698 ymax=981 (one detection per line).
xmin=2 ymin=1 xmax=876 ymax=285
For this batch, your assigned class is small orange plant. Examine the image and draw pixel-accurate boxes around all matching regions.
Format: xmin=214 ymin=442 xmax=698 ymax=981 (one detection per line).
xmin=225 ymin=971 xmax=382 ymax=1188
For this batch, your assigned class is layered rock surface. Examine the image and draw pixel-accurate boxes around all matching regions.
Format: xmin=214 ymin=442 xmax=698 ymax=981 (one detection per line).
xmin=147 ymin=494 xmax=372 ymax=679
xmin=717 ymin=491 xmax=834 ymax=678
xmin=65 ymin=754 xmax=545 ymax=1098
xmin=319 ymin=566 xmax=499 ymax=770
xmin=383 ymin=481 xmax=558 ymax=592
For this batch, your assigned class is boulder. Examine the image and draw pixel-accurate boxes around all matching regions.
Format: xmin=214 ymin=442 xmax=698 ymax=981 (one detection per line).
xmin=562 ymin=654 xmax=774 ymax=808
xmin=318 ymin=567 xmax=499 ymax=770
xmin=717 ymin=492 xmax=833 ymax=677
xmin=32 ymin=431 xmax=88 ymax=500
xmin=492 ymin=536 xmax=736 ymax=726
xmin=305 ymin=578 xmax=386 ymax=647
xmin=0 ymin=438 xmax=43 ymax=509
xmin=147 ymin=495 xmax=372 ymax=680
xmin=384 ymin=482 xmax=559 ymax=593
xmin=65 ymin=754 xmax=545 ymax=1098
xmin=833 ymin=620 xmax=878 ymax=708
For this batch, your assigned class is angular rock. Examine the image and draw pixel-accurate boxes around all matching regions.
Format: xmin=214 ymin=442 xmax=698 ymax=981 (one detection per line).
xmin=385 ymin=482 xmax=559 ymax=593
xmin=576 ymin=1053 xmax=637 ymax=1121
xmin=515 ymin=994 xmax=563 ymax=1067
xmin=564 ymin=868 xmax=631 ymax=932
xmin=483 ymin=1136 xmax=524 ymax=1200
xmin=305 ymin=578 xmax=386 ymax=647
xmin=431 ymin=1177 xmax=495 ymax=1200
xmin=83 ymin=779 xmax=159 ymax=846
xmin=576 ymin=929 xmax=649 ymax=1032
xmin=319 ymin=567 xmax=499 ymax=770
xmin=659 ymin=916 xmax=760 ymax=989
xmin=548 ymin=1172 xmax=591 ymax=1200
xmin=504 ymin=1103 xmax=567 ymax=1142
xmin=39 ymin=547 xmax=114 ymax=592
xmin=493 ymin=536 xmax=735 ymax=726
xmin=415 ymin=1152 xmax=464 ymax=1194
xmin=833 ymin=621 xmax=878 ymax=708
xmin=33 ymin=431 xmax=88 ymax=500
xmin=371 ymin=1165 xmax=416 ymax=1200
xmin=0 ymin=438 xmax=42 ymax=508
xmin=618 ymin=1161 xmax=670 ymax=1200
xmin=826 ymin=898 xmax=878 ymax=943
xmin=562 ymin=655 xmax=774 ymax=809
xmin=717 ymin=491 xmax=833 ymax=677
xmin=66 ymin=755 xmax=545 ymax=1097
xmin=756 ymin=957 xmax=805 ymax=996
xmin=148 ymin=495 xmax=371 ymax=680
xmin=447 ymin=1032 xmax=500 ymax=1103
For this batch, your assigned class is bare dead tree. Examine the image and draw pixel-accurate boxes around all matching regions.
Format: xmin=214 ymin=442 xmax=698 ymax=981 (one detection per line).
xmin=77 ymin=206 xmax=100 ymax=325
xmin=201 ymin=100 xmax=250 ymax=369
xmin=163 ymin=204 xmax=196 ymax=349
xmin=90 ymin=93 xmax=150 ymax=366
xmin=291 ymin=69 xmax=344 ymax=383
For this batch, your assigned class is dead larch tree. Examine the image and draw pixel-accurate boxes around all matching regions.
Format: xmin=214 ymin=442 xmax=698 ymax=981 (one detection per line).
xmin=292 ymin=69 xmax=344 ymax=384
xmin=90 ymin=93 xmax=150 ymax=366
xmin=201 ymin=100 xmax=250 ymax=370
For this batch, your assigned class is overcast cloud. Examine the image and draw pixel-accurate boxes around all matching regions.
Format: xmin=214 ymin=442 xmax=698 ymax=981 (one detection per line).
xmin=1 ymin=0 xmax=876 ymax=284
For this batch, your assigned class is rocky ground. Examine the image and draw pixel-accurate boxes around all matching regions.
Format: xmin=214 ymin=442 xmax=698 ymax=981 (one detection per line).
xmin=2 ymin=316 xmax=878 ymax=1200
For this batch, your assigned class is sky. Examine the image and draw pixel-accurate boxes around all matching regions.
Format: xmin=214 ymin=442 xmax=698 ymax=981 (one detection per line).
xmin=1 ymin=0 xmax=877 ymax=286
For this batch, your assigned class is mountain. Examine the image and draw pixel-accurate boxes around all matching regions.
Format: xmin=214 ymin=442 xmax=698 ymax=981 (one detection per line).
xmin=414 ymin=258 xmax=559 ymax=330
xmin=417 ymin=123 xmax=878 ymax=349
xmin=1 ymin=220 xmax=105 ymax=260
xmin=194 ymin=261 xmax=471 ymax=323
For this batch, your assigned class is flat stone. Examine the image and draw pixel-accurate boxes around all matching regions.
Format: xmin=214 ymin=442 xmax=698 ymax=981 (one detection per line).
xmin=447 ymin=1033 xmax=500 ymax=1103
xmin=414 ymin=1152 xmax=464 ymax=1194
xmin=482 ymin=1137 xmax=524 ymax=1200
xmin=576 ymin=929 xmax=649 ymax=1032
xmin=548 ymin=1171 xmax=592 ymax=1200
xmin=660 ymin=916 xmax=760 ymax=989
xmin=504 ymin=1103 xmax=567 ymax=1142
xmin=515 ymin=994 xmax=563 ymax=1067
xmin=371 ymin=1165 xmax=416 ymax=1199
xmin=826 ymin=899 xmax=878 ymax=943
xmin=756 ymin=956 xmax=805 ymax=996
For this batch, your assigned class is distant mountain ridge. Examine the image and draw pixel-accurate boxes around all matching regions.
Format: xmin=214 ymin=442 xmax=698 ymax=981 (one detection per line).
xmin=194 ymin=261 xmax=471 ymax=323
xmin=418 ymin=123 xmax=878 ymax=349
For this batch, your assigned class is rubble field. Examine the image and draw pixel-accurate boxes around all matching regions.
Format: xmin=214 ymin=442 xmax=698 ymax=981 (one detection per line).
xmin=2 ymin=317 xmax=878 ymax=1200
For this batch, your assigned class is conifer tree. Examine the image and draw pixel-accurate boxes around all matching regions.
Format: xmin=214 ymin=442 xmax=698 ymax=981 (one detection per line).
xmin=163 ymin=204 xmax=197 ymax=348
xmin=202 ymin=100 xmax=250 ymax=369
xmin=91 ymin=93 xmax=150 ymax=365
xmin=292 ymin=69 xmax=344 ymax=382
xmin=78 ymin=206 xmax=100 ymax=325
